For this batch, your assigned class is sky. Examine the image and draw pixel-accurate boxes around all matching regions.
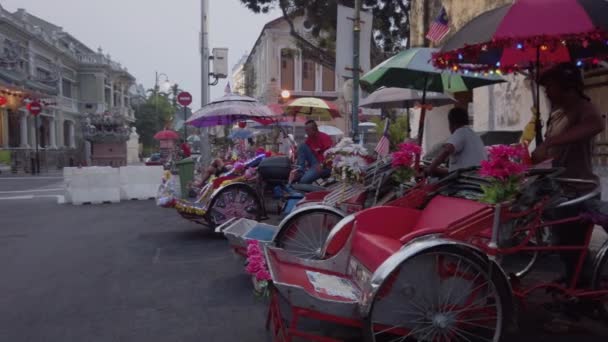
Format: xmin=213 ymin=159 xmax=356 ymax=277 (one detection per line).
xmin=1 ymin=0 xmax=281 ymax=109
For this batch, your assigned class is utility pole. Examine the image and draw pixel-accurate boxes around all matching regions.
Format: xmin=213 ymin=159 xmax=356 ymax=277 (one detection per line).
xmin=200 ymin=0 xmax=211 ymax=166
xmin=351 ymin=0 xmax=361 ymax=143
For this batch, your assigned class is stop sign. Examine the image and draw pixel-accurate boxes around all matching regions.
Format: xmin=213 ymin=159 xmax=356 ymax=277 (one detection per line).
xmin=177 ymin=92 xmax=192 ymax=106
xmin=28 ymin=101 xmax=42 ymax=116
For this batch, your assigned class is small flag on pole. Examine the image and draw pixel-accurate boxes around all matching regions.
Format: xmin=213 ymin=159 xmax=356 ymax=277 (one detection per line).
xmin=375 ymin=118 xmax=390 ymax=157
xmin=224 ymin=82 xmax=231 ymax=94
xmin=426 ymin=7 xmax=451 ymax=43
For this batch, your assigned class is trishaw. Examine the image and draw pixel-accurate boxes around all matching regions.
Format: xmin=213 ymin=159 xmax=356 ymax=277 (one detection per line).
xmin=257 ymin=167 xmax=608 ymax=341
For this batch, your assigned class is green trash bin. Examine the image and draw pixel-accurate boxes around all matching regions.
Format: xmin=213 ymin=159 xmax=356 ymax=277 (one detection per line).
xmin=175 ymin=157 xmax=195 ymax=198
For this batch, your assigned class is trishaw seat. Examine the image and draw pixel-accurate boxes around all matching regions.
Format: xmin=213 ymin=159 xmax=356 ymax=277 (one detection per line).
xmin=266 ymin=249 xmax=362 ymax=303
xmin=412 ymin=195 xmax=487 ymax=231
xmin=352 ymin=232 xmax=403 ymax=272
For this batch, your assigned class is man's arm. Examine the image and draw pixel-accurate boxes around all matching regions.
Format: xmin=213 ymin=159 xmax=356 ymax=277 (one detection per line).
xmin=545 ymin=109 xmax=605 ymax=147
xmin=426 ymin=144 xmax=455 ymax=177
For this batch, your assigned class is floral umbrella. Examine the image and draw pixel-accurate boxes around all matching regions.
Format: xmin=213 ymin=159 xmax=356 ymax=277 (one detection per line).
xmin=433 ymin=0 xmax=608 ymax=144
xmin=154 ymin=129 xmax=180 ymax=141
xmin=361 ymin=47 xmax=503 ymax=144
xmin=285 ymin=97 xmax=341 ymax=122
xmin=186 ymin=93 xmax=274 ymax=128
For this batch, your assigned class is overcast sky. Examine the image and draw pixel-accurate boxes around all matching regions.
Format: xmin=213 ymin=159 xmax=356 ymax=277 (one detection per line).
xmin=1 ymin=0 xmax=281 ymax=108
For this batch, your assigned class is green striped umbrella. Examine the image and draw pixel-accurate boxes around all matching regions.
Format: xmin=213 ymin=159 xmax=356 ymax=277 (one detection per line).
xmin=361 ymin=48 xmax=504 ymax=145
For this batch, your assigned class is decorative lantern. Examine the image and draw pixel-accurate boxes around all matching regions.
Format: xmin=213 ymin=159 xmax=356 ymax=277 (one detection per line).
xmin=0 ymin=96 xmax=7 ymax=106
xmin=238 ymin=121 xmax=247 ymax=129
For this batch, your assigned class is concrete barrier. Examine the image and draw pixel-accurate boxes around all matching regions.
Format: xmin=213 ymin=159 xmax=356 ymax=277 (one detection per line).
xmin=119 ymin=165 xmax=163 ymax=200
xmin=64 ymin=166 xmax=121 ymax=205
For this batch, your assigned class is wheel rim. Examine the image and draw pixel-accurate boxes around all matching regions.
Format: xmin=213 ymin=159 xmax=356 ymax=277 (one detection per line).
xmin=277 ymin=211 xmax=343 ymax=259
xmin=208 ymin=187 xmax=259 ymax=226
xmin=594 ymin=253 xmax=608 ymax=313
xmin=370 ymin=251 xmax=503 ymax=342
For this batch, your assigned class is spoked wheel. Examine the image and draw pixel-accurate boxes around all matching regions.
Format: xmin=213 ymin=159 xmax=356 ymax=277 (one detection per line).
xmin=206 ymin=184 xmax=261 ymax=228
xmin=592 ymin=242 xmax=608 ymax=321
xmin=495 ymin=228 xmax=545 ymax=279
xmin=367 ymin=246 xmax=508 ymax=342
xmin=274 ymin=208 xmax=344 ymax=260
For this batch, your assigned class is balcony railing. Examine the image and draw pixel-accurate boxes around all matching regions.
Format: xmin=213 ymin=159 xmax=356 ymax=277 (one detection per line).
xmin=59 ymin=96 xmax=78 ymax=113
xmin=76 ymin=53 xmax=124 ymax=72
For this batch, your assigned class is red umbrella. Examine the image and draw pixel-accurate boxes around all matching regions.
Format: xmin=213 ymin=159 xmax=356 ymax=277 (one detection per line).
xmin=154 ymin=130 xmax=180 ymax=141
xmin=433 ymin=0 xmax=608 ymax=144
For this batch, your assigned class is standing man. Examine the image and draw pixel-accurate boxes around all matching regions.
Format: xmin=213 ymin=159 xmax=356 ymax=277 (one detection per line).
xmin=532 ymin=63 xmax=604 ymax=287
xmin=291 ymin=120 xmax=333 ymax=184
xmin=424 ymin=107 xmax=487 ymax=177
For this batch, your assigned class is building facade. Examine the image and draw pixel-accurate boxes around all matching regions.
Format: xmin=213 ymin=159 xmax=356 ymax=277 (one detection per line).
xmin=0 ymin=6 xmax=136 ymax=172
xmin=243 ymin=17 xmax=338 ymax=104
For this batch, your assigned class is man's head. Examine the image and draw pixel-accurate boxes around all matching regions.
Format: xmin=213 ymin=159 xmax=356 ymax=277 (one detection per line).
xmin=305 ymin=119 xmax=319 ymax=138
xmin=539 ymin=62 xmax=586 ymax=107
xmin=447 ymin=107 xmax=469 ymax=133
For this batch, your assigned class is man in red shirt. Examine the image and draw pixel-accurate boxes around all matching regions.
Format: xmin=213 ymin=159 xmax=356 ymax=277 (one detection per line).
xmin=293 ymin=120 xmax=333 ymax=184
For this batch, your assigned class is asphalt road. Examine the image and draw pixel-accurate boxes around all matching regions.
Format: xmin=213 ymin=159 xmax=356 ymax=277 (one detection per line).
xmin=0 ymin=189 xmax=606 ymax=341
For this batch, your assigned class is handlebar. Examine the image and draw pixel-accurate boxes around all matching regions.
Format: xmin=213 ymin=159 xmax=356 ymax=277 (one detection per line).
xmin=554 ymin=178 xmax=601 ymax=208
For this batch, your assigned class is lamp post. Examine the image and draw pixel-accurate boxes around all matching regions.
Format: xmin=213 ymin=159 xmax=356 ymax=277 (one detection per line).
xmin=154 ymin=71 xmax=171 ymax=129
xmin=351 ymin=0 xmax=361 ymax=143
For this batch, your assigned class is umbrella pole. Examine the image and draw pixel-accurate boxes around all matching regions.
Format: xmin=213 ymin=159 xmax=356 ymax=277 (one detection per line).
xmin=416 ymin=77 xmax=429 ymax=146
xmin=534 ymin=47 xmax=544 ymax=146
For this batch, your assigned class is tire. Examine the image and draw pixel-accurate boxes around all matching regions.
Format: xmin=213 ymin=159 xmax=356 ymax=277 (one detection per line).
xmin=205 ymin=184 xmax=262 ymax=228
xmin=274 ymin=208 xmax=345 ymax=260
xmin=366 ymin=245 xmax=510 ymax=342
xmin=592 ymin=241 xmax=608 ymax=322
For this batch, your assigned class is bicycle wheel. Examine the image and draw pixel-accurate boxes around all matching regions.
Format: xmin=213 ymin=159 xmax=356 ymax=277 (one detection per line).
xmin=274 ymin=208 xmax=344 ymax=260
xmin=367 ymin=246 xmax=508 ymax=342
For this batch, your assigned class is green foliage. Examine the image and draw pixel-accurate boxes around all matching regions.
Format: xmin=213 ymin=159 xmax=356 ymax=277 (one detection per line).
xmin=370 ymin=112 xmax=410 ymax=150
xmin=391 ymin=167 xmax=413 ymax=184
xmin=239 ymin=0 xmax=410 ymax=65
xmin=134 ymin=94 xmax=177 ymax=151
xmin=480 ymin=176 xmax=521 ymax=205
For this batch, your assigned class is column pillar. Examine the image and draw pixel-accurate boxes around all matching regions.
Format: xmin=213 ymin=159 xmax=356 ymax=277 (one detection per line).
xmin=1 ymin=109 xmax=9 ymax=147
xmin=120 ymin=83 xmax=125 ymax=107
xmin=49 ymin=117 xmax=57 ymax=149
xmin=20 ymin=112 xmax=29 ymax=147
xmin=69 ymin=122 xmax=75 ymax=148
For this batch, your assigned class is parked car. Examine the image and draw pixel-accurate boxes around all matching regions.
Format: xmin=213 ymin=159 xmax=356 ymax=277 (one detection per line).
xmin=145 ymin=153 xmax=162 ymax=166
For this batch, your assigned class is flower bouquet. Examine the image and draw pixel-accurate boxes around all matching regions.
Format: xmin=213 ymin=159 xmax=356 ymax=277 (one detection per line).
xmin=324 ymin=138 xmax=371 ymax=184
xmin=390 ymin=142 xmax=422 ymax=184
xmin=245 ymin=240 xmax=271 ymax=298
xmin=479 ymin=145 xmax=528 ymax=204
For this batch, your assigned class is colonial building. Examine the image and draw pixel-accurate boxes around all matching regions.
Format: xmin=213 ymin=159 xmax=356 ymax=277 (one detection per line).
xmin=0 ymin=6 xmax=136 ymax=172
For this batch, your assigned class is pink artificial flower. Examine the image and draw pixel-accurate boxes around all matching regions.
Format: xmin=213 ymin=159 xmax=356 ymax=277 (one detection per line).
xmin=255 ymin=269 xmax=272 ymax=281
xmin=245 ymin=259 xmax=264 ymax=274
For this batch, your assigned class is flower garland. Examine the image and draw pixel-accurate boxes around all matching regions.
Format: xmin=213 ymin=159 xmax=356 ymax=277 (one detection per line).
xmin=390 ymin=142 xmax=422 ymax=184
xmin=479 ymin=145 xmax=528 ymax=204
xmin=432 ymin=29 xmax=608 ymax=74
xmin=245 ymin=240 xmax=271 ymax=298
xmin=324 ymin=138 xmax=371 ymax=184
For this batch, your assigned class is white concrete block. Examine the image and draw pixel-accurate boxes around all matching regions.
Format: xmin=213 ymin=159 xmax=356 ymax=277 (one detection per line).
xmin=64 ymin=166 xmax=121 ymax=205
xmin=119 ymin=165 xmax=164 ymax=200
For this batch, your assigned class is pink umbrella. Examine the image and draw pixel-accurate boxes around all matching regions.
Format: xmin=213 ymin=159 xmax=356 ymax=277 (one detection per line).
xmin=154 ymin=130 xmax=180 ymax=141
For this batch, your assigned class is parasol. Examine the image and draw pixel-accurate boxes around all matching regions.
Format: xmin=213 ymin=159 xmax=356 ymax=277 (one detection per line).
xmin=186 ymin=93 xmax=274 ymax=128
xmin=285 ymin=97 xmax=341 ymax=121
xmin=154 ymin=130 xmax=180 ymax=141
xmin=361 ymin=47 xmax=504 ymax=144
xmin=359 ymin=87 xmax=455 ymax=109
xmin=433 ymin=0 xmax=608 ymax=144
xmin=318 ymin=125 xmax=344 ymax=137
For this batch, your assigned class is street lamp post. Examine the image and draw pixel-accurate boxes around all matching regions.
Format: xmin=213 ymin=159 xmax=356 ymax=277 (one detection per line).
xmin=352 ymin=0 xmax=361 ymax=143
xmin=155 ymin=71 xmax=170 ymax=129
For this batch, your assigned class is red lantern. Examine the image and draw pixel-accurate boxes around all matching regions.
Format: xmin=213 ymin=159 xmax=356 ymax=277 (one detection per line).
xmin=0 ymin=96 xmax=6 ymax=106
xmin=238 ymin=121 xmax=247 ymax=128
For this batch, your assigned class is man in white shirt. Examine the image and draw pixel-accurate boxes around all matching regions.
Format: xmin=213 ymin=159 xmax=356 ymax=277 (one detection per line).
xmin=424 ymin=107 xmax=487 ymax=177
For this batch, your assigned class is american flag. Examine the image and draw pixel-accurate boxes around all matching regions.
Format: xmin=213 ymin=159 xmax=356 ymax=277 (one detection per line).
xmin=426 ymin=7 xmax=450 ymax=43
xmin=375 ymin=118 xmax=390 ymax=157
xmin=224 ymin=82 xmax=231 ymax=94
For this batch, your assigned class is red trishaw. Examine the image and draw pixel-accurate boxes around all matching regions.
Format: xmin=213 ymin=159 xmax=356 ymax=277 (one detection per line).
xmin=259 ymin=167 xmax=607 ymax=341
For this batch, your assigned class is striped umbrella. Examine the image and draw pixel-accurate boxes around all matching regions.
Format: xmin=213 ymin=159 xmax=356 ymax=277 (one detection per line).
xmin=285 ymin=97 xmax=341 ymax=121
xmin=361 ymin=47 xmax=503 ymax=144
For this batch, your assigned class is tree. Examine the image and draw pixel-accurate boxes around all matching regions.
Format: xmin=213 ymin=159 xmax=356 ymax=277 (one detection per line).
xmin=134 ymin=94 xmax=176 ymax=153
xmin=239 ymin=0 xmax=410 ymax=67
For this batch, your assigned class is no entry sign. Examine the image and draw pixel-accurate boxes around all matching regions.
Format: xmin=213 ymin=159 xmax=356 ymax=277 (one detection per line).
xmin=177 ymin=92 xmax=192 ymax=106
xmin=27 ymin=101 xmax=42 ymax=116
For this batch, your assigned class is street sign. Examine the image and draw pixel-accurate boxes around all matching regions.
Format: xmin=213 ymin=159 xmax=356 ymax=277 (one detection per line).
xmin=27 ymin=101 xmax=42 ymax=116
xmin=177 ymin=92 xmax=192 ymax=106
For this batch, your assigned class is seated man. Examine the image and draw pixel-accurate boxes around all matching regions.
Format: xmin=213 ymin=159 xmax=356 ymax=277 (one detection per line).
xmin=195 ymin=158 xmax=232 ymax=187
xmin=424 ymin=107 xmax=487 ymax=177
xmin=291 ymin=120 xmax=333 ymax=184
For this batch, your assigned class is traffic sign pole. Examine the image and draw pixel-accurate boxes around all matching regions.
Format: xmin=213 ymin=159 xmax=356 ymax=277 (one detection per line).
xmin=176 ymin=92 xmax=193 ymax=142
